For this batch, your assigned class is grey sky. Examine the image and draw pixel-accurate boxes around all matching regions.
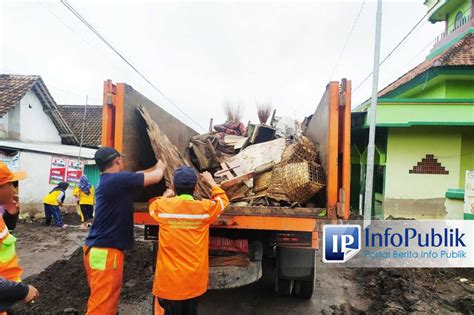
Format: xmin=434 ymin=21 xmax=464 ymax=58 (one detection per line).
xmin=1 ymin=1 xmax=443 ymax=132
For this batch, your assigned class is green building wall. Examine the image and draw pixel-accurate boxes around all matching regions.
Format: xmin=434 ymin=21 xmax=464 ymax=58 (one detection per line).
xmin=447 ymin=0 xmax=471 ymax=33
xmin=460 ymin=128 xmax=474 ymax=187
xmin=446 ymin=80 xmax=474 ymax=98
xmin=384 ymin=126 xmax=464 ymax=219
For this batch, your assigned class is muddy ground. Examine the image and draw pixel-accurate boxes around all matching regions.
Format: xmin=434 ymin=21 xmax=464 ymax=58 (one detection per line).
xmin=8 ymin=215 xmax=474 ymax=314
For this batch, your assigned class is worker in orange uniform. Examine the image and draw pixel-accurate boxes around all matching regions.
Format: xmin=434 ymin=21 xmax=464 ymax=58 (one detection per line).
xmin=0 ymin=162 xmax=39 ymax=313
xmin=83 ymin=147 xmax=166 ymax=315
xmin=149 ymin=167 xmax=229 ymax=315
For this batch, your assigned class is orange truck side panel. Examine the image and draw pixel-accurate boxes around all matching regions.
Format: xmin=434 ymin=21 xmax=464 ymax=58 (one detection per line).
xmin=327 ymin=82 xmax=340 ymax=218
xmin=134 ymin=212 xmax=316 ymax=232
xmin=342 ymin=80 xmax=352 ymax=219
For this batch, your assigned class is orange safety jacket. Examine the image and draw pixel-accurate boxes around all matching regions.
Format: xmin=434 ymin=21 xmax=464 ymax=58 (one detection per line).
xmin=149 ymin=186 xmax=229 ymax=300
xmin=0 ymin=216 xmax=23 ymax=282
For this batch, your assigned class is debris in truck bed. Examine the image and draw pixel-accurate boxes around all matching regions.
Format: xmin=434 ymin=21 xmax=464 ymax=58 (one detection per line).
xmin=214 ymin=120 xmax=247 ymax=137
xmin=249 ymin=124 xmax=276 ymax=144
xmin=138 ymin=105 xmax=210 ymax=197
xmin=273 ymin=116 xmax=301 ymax=138
xmin=281 ymin=136 xmax=319 ymax=164
xmin=268 ymin=161 xmax=325 ymax=204
xmin=225 ymin=138 xmax=287 ymax=176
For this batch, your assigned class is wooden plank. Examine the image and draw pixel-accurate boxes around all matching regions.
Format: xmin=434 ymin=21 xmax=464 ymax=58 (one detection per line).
xmin=224 ymin=206 xmax=326 ymax=218
xmin=134 ymin=202 xmax=325 ymax=218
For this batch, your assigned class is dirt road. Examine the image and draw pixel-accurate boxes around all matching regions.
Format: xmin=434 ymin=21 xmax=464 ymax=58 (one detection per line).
xmin=10 ymin=217 xmax=474 ymax=314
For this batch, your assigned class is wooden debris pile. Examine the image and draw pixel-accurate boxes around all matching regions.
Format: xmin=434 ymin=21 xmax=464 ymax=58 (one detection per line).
xmin=138 ymin=105 xmax=210 ymax=198
xmin=211 ymin=135 xmax=326 ymax=207
xmin=139 ymin=104 xmax=325 ymax=207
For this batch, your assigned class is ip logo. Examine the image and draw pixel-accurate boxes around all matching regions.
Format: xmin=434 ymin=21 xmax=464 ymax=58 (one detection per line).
xmin=323 ymin=225 xmax=361 ymax=263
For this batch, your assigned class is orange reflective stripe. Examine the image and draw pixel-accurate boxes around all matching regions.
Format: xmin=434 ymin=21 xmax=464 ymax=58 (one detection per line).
xmin=158 ymin=213 xmax=209 ymax=219
xmin=0 ymin=226 xmax=8 ymax=239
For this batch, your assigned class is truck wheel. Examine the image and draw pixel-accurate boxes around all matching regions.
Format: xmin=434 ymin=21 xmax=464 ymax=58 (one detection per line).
xmin=293 ymin=279 xmax=314 ymax=299
xmin=275 ymin=276 xmax=294 ymax=296
xmin=275 ymin=254 xmax=294 ymax=296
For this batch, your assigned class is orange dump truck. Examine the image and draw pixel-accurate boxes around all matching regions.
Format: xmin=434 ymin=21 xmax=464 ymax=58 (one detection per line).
xmin=101 ymin=78 xmax=351 ymax=299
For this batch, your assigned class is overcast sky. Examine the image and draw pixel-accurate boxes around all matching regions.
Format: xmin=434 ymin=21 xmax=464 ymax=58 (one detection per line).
xmin=1 ymin=0 xmax=444 ymax=132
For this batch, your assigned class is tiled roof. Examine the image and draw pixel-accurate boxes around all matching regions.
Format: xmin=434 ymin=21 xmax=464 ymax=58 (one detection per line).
xmin=0 ymin=74 xmax=39 ymax=116
xmin=58 ymin=105 xmax=102 ymax=148
xmin=378 ymin=33 xmax=474 ymax=97
xmin=0 ymin=74 xmax=79 ymax=145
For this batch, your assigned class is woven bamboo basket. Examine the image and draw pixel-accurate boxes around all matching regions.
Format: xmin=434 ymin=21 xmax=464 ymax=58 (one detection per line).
xmin=253 ymin=171 xmax=273 ymax=193
xmin=266 ymin=164 xmax=291 ymax=201
xmin=268 ymin=161 xmax=325 ymax=203
xmin=281 ymin=136 xmax=319 ymax=164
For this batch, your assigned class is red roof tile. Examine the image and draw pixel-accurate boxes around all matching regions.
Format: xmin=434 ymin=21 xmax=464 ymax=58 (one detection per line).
xmin=0 ymin=74 xmax=79 ymax=144
xmin=58 ymin=105 xmax=102 ymax=148
xmin=0 ymin=74 xmax=39 ymax=116
xmin=378 ymin=33 xmax=474 ymax=97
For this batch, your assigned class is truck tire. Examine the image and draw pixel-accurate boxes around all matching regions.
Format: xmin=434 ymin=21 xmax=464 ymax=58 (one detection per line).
xmin=275 ymin=274 xmax=294 ymax=296
xmin=293 ymin=279 xmax=315 ymax=299
xmin=274 ymin=253 xmax=294 ymax=296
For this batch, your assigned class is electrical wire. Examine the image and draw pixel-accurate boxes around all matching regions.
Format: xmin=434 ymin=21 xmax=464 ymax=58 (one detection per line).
xmin=353 ymin=2 xmax=472 ymax=95
xmin=60 ymin=0 xmax=207 ymax=132
xmin=40 ymin=0 xmax=130 ymax=76
xmin=328 ymin=0 xmax=366 ymax=80
xmin=352 ymin=1 xmax=441 ymax=94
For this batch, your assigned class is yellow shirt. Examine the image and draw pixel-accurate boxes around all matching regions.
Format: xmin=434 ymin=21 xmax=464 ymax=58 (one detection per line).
xmin=43 ymin=190 xmax=65 ymax=206
xmin=73 ymin=186 xmax=95 ymax=205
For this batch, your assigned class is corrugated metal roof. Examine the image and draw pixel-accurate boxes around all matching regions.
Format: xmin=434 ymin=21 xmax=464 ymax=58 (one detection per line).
xmin=0 ymin=139 xmax=96 ymax=160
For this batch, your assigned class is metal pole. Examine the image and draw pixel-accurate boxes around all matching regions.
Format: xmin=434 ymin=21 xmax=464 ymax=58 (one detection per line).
xmin=364 ymin=0 xmax=383 ymax=226
xmin=78 ymin=95 xmax=88 ymax=161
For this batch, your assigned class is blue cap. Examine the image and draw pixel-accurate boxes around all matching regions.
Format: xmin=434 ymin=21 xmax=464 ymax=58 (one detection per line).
xmin=173 ymin=167 xmax=198 ymax=189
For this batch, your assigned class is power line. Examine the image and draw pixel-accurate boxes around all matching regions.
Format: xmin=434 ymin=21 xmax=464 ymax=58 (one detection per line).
xmin=353 ymin=1 xmax=440 ymax=94
xmin=60 ymin=0 xmax=207 ymax=132
xmin=328 ymin=0 xmax=366 ymax=80
xmin=40 ymin=0 xmax=130 ymax=78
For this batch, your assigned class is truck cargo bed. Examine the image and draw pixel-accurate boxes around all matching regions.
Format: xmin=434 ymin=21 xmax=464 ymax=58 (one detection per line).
xmin=134 ymin=203 xmax=325 ymax=218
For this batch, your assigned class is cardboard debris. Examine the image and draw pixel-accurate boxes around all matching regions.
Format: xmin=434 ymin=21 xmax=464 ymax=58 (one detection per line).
xmin=225 ymin=138 xmax=287 ymax=176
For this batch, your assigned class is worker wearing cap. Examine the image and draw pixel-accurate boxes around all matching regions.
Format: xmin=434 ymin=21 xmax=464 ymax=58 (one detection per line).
xmin=83 ymin=147 xmax=166 ymax=315
xmin=149 ymin=167 xmax=229 ymax=315
xmin=0 ymin=162 xmax=39 ymax=313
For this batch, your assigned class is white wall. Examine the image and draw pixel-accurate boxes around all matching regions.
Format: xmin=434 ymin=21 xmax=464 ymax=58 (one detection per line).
xmin=19 ymin=90 xmax=62 ymax=143
xmin=18 ymin=151 xmax=75 ymax=212
xmin=0 ymin=113 xmax=9 ymax=139
xmin=0 ymin=101 xmax=21 ymax=140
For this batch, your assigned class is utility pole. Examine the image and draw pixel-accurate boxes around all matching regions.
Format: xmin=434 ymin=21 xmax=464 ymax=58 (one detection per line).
xmin=364 ymin=0 xmax=383 ymax=226
xmin=78 ymin=95 xmax=88 ymax=161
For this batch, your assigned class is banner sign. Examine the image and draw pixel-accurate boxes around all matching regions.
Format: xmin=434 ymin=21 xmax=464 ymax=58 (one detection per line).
xmin=66 ymin=159 xmax=84 ymax=187
xmin=49 ymin=157 xmax=83 ymax=187
xmin=322 ymin=220 xmax=474 ymax=268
